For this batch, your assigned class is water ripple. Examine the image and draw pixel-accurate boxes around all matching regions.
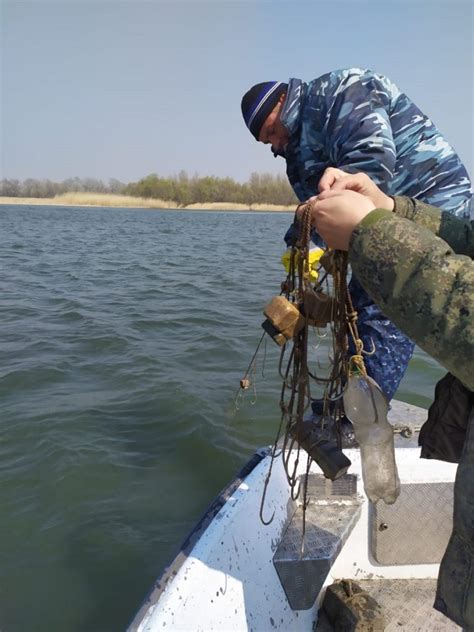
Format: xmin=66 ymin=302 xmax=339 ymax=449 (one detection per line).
xmin=0 ymin=204 xmax=444 ymax=632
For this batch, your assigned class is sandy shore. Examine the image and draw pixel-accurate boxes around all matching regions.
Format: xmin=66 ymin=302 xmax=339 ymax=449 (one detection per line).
xmin=0 ymin=193 xmax=295 ymax=212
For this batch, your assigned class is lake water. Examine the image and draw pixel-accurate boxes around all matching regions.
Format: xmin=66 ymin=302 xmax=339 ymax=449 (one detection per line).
xmin=0 ymin=204 xmax=444 ymax=631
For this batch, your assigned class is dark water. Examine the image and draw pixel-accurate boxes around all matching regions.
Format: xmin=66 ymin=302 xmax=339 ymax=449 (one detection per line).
xmin=0 ymin=205 xmax=444 ymax=631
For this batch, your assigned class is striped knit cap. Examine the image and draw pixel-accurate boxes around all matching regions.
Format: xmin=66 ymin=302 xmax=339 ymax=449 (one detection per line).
xmin=241 ymin=81 xmax=288 ymax=140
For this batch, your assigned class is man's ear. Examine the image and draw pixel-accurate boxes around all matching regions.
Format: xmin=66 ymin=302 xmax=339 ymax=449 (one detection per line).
xmin=279 ymin=92 xmax=287 ymax=104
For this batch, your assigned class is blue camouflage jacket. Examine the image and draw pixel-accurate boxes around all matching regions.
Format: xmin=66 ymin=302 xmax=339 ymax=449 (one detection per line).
xmin=280 ymin=69 xmax=472 ymax=400
xmin=280 ymin=68 xmax=472 ymax=219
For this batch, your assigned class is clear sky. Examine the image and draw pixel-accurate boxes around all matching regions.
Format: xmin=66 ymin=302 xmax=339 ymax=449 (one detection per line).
xmin=2 ymin=0 xmax=473 ymax=183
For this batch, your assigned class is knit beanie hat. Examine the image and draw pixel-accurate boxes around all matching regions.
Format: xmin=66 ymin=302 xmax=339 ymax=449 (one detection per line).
xmin=241 ymin=81 xmax=288 ymax=140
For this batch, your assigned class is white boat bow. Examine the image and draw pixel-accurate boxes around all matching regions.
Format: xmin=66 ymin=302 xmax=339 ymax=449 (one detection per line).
xmin=128 ymin=400 xmax=460 ymax=631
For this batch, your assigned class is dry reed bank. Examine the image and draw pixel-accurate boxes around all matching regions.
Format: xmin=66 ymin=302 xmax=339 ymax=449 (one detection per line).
xmin=0 ymin=192 xmax=294 ymax=212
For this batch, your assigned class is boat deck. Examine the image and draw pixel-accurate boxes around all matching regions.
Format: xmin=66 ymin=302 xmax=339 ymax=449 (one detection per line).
xmin=316 ymin=578 xmax=460 ymax=630
xmin=128 ymin=401 xmax=461 ymax=631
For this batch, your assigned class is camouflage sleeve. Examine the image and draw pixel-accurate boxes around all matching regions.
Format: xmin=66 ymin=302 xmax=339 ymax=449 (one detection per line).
xmin=349 ymin=210 xmax=474 ymax=390
xmin=392 ymin=196 xmax=474 ymax=257
xmin=326 ymin=71 xmax=396 ymax=191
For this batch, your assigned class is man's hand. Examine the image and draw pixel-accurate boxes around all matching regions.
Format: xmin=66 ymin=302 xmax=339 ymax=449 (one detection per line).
xmin=318 ymin=167 xmax=348 ymax=192
xmin=309 ymin=189 xmax=376 ymax=250
xmin=323 ymin=170 xmax=395 ymax=210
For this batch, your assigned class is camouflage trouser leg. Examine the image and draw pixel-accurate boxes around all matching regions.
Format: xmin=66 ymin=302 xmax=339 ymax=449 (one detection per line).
xmin=348 ymin=276 xmax=415 ymax=401
xmin=434 ymin=408 xmax=474 ymax=629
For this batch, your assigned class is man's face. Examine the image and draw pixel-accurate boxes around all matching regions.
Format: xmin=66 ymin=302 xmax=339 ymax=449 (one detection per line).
xmin=258 ymin=98 xmax=289 ymax=156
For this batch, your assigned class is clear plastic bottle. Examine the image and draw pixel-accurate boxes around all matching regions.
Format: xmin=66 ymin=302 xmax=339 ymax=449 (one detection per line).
xmin=343 ymin=373 xmax=400 ymax=504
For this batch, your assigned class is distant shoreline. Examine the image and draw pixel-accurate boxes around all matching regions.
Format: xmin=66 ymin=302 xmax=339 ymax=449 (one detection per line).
xmin=0 ymin=192 xmax=295 ymax=213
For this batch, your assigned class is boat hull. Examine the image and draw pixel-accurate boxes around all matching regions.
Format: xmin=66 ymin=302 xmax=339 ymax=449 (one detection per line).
xmin=128 ymin=401 xmax=459 ymax=631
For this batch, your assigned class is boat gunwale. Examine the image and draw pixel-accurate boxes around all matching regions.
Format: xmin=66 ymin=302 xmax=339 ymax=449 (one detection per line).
xmin=126 ymin=446 xmax=271 ymax=631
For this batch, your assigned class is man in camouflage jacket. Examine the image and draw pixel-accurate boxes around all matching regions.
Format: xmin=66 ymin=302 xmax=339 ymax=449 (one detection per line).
xmin=307 ymin=171 xmax=473 ymax=629
xmin=241 ymin=68 xmax=472 ymax=400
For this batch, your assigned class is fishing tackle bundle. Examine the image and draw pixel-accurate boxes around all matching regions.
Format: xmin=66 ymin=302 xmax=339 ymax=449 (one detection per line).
xmin=238 ymin=200 xmax=400 ymax=525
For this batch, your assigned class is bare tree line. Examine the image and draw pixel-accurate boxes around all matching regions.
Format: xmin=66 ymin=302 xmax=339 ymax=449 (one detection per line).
xmin=0 ymin=172 xmax=298 ymax=206
xmin=0 ymin=177 xmax=126 ymax=198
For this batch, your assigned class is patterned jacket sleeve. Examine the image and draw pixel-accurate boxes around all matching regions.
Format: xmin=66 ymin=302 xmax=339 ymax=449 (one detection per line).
xmin=325 ymin=71 xmax=397 ymax=191
xmin=348 ymin=208 xmax=474 ymax=390
xmin=392 ymin=196 xmax=474 ymax=257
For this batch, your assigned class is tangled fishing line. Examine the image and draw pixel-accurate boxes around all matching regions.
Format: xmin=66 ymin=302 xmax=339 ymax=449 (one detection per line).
xmin=237 ymin=201 xmax=373 ymax=534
